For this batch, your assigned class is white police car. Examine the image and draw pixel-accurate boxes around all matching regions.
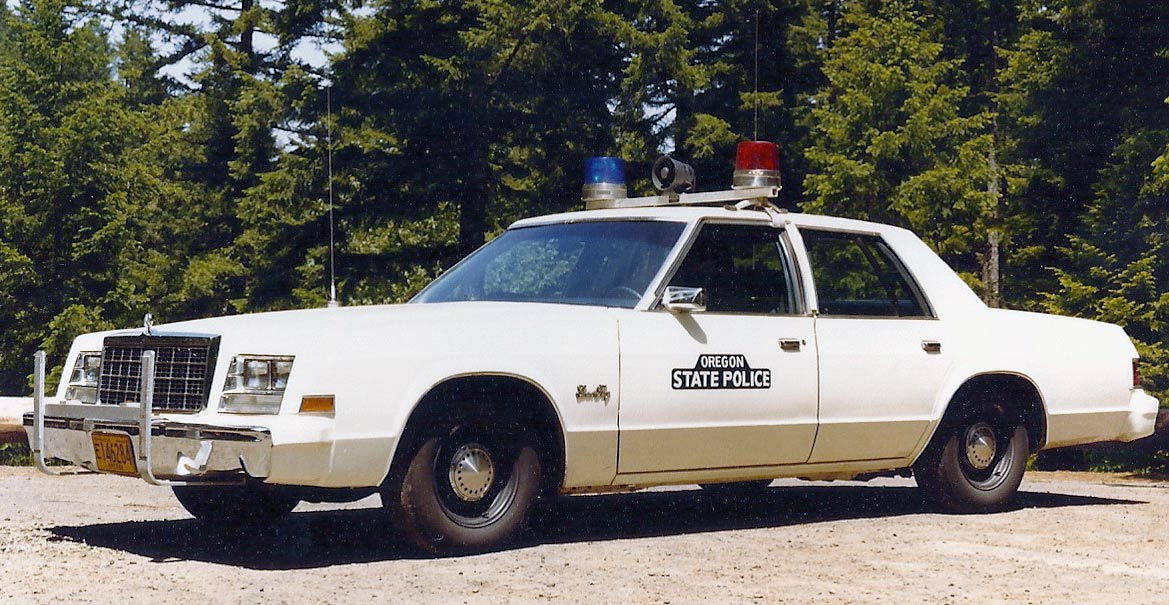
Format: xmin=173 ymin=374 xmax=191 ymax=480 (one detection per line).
xmin=27 ymin=142 xmax=1160 ymax=552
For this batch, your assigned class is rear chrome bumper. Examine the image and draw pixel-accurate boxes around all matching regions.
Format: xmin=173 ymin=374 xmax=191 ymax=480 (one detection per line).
xmin=25 ymin=350 xmax=270 ymax=485
xmin=1118 ymin=389 xmax=1160 ymax=442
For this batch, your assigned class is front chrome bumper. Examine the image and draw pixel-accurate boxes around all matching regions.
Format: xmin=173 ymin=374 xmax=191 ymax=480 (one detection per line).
xmin=24 ymin=409 xmax=273 ymax=482
xmin=25 ymin=350 xmax=271 ymax=485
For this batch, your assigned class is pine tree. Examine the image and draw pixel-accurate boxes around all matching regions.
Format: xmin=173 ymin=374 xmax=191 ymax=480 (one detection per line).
xmin=324 ymin=0 xmax=623 ymax=303
xmin=84 ymin=0 xmax=345 ymax=314
xmin=0 ymin=0 xmax=194 ymax=389
xmin=600 ymin=1 xmax=823 ymax=204
xmin=802 ymin=0 xmax=994 ymax=279
xmin=1036 ymin=1 xmax=1169 ymax=400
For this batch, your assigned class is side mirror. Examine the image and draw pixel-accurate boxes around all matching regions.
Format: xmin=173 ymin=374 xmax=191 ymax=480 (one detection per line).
xmin=663 ymin=286 xmax=707 ymax=313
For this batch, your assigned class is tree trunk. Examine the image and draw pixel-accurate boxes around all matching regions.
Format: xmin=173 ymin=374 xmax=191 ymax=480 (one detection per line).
xmin=240 ymin=0 xmax=256 ymax=74
xmin=458 ymin=158 xmax=489 ymax=257
xmin=674 ymin=87 xmax=692 ymax=157
xmin=982 ymin=229 xmax=1002 ymax=308
xmin=826 ymin=0 xmax=839 ymax=46
xmin=981 ymin=15 xmax=1003 ymax=309
xmin=458 ymin=94 xmax=489 ymax=258
xmin=981 ymin=118 xmax=1003 ymax=308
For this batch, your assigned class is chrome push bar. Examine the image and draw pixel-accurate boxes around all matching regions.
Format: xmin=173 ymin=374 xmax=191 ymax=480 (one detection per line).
xmin=29 ymin=351 xmax=90 ymax=476
xmin=136 ymin=350 xmax=176 ymax=486
xmin=31 ymin=350 xmax=244 ymax=486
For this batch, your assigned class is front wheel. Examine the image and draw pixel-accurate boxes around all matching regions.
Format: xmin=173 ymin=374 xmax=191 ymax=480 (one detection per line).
xmin=386 ymin=425 xmax=542 ymax=553
xmin=914 ymin=416 xmax=1029 ymax=513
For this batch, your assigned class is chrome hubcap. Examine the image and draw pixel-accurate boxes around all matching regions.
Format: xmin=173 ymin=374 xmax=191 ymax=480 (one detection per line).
xmin=448 ymin=443 xmax=495 ymax=502
xmin=965 ymin=423 xmax=998 ymax=470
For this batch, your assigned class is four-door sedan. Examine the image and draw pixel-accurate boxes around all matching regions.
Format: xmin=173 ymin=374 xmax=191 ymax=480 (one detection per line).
xmin=26 ymin=147 xmax=1160 ymax=552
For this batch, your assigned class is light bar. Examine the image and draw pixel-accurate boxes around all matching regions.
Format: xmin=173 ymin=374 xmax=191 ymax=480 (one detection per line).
xmin=592 ymin=186 xmax=780 ymax=209
xmin=582 ymin=156 xmax=627 ymax=208
xmin=733 ymin=141 xmax=781 ymax=189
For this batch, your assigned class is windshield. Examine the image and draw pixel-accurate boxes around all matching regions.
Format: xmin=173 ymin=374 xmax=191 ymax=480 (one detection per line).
xmin=413 ymin=220 xmax=686 ymax=308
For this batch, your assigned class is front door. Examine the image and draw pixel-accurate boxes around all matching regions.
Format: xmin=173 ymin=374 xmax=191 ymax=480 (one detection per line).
xmin=617 ymin=222 xmax=819 ymax=474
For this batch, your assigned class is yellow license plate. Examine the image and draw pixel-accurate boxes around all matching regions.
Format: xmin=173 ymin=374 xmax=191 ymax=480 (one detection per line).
xmin=91 ymin=432 xmax=138 ymax=476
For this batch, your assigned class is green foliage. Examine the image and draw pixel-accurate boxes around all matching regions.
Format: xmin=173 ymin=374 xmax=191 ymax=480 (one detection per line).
xmin=1085 ymin=449 xmax=1169 ymax=475
xmin=0 ymin=0 xmax=1168 ymax=411
xmin=0 ymin=0 xmax=150 ymax=390
xmin=607 ymin=1 xmax=818 ymax=207
xmin=0 ymin=442 xmax=68 ymax=466
xmin=1035 ymin=2 xmax=1169 ymax=402
xmin=0 ymin=442 xmax=33 ymax=466
xmin=803 ymin=1 xmax=993 ymax=263
xmin=1037 ymin=447 xmax=1169 ymax=476
xmin=327 ymin=0 xmax=624 ymax=302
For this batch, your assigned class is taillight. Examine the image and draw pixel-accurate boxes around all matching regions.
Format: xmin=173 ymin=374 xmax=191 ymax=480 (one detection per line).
xmin=1133 ymin=359 xmax=1141 ymax=389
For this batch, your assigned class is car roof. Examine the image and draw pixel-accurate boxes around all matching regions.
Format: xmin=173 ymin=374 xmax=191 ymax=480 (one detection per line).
xmin=510 ymin=205 xmax=908 ymax=236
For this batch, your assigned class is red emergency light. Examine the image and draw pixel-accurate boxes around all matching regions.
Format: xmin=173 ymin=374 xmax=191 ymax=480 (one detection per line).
xmin=732 ymin=140 xmax=781 ymax=189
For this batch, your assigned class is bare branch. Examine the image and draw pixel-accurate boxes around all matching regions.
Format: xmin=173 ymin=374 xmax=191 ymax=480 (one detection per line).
xmin=484 ymin=27 xmax=533 ymax=97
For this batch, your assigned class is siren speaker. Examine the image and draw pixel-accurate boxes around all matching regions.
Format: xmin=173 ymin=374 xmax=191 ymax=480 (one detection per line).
xmin=651 ymin=155 xmax=696 ymax=194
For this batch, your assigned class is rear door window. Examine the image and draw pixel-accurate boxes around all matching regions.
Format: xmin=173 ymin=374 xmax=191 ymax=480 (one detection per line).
xmin=801 ymin=229 xmax=931 ymax=317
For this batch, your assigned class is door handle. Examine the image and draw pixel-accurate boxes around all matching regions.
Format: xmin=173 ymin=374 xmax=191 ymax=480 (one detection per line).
xmin=779 ymin=338 xmax=803 ymax=352
xmin=921 ymin=340 xmax=942 ymax=354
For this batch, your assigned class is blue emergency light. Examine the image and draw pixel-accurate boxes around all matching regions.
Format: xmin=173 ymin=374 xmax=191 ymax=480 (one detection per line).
xmin=584 ymin=156 xmax=626 ymax=185
xmin=582 ymin=156 xmax=627 ymax=207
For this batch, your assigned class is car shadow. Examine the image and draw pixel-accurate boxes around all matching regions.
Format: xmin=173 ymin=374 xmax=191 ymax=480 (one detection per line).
xmin=47 ymin=484 xmax=1141 ymax=570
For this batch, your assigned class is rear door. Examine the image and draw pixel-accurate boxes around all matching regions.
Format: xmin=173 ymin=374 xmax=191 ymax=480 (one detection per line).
xmin=799 ymin=228 xmax=952 ymax=463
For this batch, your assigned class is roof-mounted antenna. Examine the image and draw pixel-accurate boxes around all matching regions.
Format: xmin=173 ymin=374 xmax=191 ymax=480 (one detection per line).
xmin=326 ymin=85 xmax=339 ymax=309
xmin=753 ymin=10 xmax=760 ymax=140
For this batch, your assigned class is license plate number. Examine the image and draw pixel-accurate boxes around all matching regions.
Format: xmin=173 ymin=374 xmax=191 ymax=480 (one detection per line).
xmin=91 ymin=432 xmax=137 ymax=476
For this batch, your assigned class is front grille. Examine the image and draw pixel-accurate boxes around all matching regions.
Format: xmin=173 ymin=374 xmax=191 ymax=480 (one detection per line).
xmin=98 ymin=334 xmax=220 ymax=413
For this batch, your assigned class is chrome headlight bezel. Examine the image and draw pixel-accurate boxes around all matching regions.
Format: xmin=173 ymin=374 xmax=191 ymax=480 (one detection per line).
xmin=65 ymin=351 xmax=102 ymax=403
xmin=219 ymin=354 xmax=294 ymax=414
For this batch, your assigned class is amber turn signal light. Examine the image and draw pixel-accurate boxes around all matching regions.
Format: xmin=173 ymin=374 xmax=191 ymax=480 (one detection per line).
xmin=300 ymin=394 xmax=335 ymax=414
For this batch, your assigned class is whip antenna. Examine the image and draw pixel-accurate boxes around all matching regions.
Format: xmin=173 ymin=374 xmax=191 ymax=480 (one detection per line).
xmin=753 ymin=10 xmax=760 ymax=140
xmin=327 ymin=85 xmax=339 ymax=308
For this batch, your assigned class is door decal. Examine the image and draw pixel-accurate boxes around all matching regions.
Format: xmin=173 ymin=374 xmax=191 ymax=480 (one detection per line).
xmin=671 ymin=354 xmax=772 ymax=390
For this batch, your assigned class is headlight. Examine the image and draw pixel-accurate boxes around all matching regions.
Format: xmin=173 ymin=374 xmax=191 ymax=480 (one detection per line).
xmin=219 ymin=355 xmax=294 ymax=414
xmin=65 ymin=351 xmax=102 ymax=403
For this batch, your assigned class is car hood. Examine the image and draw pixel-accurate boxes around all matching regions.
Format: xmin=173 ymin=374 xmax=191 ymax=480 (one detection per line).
xmin=126 ymin=301 xmax=622 ymax=358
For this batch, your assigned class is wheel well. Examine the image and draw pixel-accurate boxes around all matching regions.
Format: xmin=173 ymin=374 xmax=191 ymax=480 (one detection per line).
xmin=389 ymin=375 xmax=566 ymax=496
xmin=928 ymin=374 xmax=1047 ymax=456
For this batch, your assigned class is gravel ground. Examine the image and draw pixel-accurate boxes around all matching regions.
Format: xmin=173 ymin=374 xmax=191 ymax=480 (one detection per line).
xmin=2 ymin=467 xmax=1168 ymax=604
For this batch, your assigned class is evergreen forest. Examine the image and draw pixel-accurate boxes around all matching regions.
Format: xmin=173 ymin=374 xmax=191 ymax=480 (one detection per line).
xmin=0 ymin=0 xmax=1166 ymax=402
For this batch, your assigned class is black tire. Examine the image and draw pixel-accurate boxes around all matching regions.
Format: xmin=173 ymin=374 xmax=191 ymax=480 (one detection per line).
xmin=698 ymin=480 xmax=773 ymax=495
xmin=172 ymin=483 xmax=299 ymax=526
xmin=387 ymin=424 xmax=542 ymax=553
xmin=914 ymin=411 xmax=1029 ymax=513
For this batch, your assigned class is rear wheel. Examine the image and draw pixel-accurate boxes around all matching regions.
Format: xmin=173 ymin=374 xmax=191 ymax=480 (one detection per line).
xmin=387 ymin=423 xmax=542 ymax=553
xmin=172 ymin=483 xmax=299 ymax=526
xmin=914 ymin=406 xmax=1029 ymax=513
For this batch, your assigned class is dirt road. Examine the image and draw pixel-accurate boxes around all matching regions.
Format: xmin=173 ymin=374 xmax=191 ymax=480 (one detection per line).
xmin=1 ymin=467 xmax=1167 ymax=604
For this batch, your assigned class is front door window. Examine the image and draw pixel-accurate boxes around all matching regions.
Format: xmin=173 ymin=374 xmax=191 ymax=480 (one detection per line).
xmin=667 ymin=223 xmax=800 ymax=315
